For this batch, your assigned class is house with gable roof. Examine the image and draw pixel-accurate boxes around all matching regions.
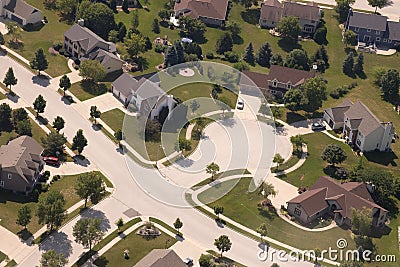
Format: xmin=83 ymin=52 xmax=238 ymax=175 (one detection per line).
xmin=239 ymin=65 xmax=316 ymax=97
xmin=259 ymin=0 xmax=321 ymax=34
xmin=111 ymin=72 xmax=177 ymax=120
xmin=134 ymin=249 xmax=186 ymax=267
xmin=324 ymin=99 xmax=394 ymax=152
xmin=174 ymin=0 xmax=229 ymax=27
xmin=0 ymin=136 xmax=44 ymax=194
xmin=287 ymin=176 xmax=387 ymax=227
xmin=0 ymin=0 xmax=42 ymax=26
xmin=64 ymin=20 xmax=123 ymax=73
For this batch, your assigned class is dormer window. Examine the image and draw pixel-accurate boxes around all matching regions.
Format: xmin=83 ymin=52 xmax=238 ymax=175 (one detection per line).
xmin=375 ymin=30 xmax=380 ymax=35
xmin=287 ymin=82 xmax=292 ymax=89
xmin=8 ymin=174 xmax=12 ymax=179
xmin=367 ymin=28 xmax=371 ymax=32
xmin=354 ymin=27 xmax=359 ymax=32
xmin=272 ymin=79 xmax=278 ymax=87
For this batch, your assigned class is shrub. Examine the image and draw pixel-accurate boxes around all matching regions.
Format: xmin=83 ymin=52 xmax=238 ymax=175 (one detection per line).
xmin=224 ymin=51 xmax=239 ymax=63
xmin=313 ymin=25 xmax=327 ymax=44
xmin=349 ymin=82 xmax=358 ymax=89
xmin=58 ymin=48 xmax=66 ymax=55
xmin=41 ymin=182 xmax=49 ymax=192
xmin=154 ymin=44 xmax=165 ymax=53
xmin=330 ymin=89 xmax=340 ymax=99
xmin=53 ymin=41 xmax=63 ymax=51
xmin=52 ymin=175 xmax=60 ymax=181
xmin=43 ymin=171 xmax=51 ymax=180
xmin=206 ymin=52 xmax=214 ymax=59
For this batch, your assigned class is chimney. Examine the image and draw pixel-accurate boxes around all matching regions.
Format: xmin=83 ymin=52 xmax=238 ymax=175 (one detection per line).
xmin=77 ymin=19 xmax=84 ymax=27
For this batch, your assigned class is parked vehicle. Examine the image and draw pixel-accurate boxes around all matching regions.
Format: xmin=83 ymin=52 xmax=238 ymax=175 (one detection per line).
xmin=43 ymin=156 xmax=60 ymax=166
xmin=237 ymin=98 xmax=244 ymax=110
xmin=183 ymin=258 xmax=193 ymax=266
xmin=311 ymin=122 xmax=326 ymax=131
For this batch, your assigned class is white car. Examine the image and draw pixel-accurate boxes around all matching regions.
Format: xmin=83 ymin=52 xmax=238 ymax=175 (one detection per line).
xmin=237 ymin=98 xmax=244 ymax=110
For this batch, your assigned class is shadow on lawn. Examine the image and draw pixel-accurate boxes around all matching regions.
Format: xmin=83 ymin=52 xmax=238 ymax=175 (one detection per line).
xmin=278 ymin=38 xmax=302 ymax=52
xmin=240 ymin=9 xmax=260 ymax=25
xmin=364 ymin=151 xmax=398 ymax=167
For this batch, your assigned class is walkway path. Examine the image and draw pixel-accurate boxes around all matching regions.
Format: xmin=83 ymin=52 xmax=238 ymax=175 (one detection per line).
xmin=186 ymin=123 xmax=195 ymax=140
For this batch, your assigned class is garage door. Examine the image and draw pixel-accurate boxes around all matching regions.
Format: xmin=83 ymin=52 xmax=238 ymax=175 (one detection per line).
xmin=11 ymin=14 xmax=23 ymax=25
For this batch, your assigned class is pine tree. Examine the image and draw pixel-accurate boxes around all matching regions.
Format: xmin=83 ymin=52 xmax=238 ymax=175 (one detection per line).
xmin=243 ymin=42 xmax=255 ymax=65
xmin=3 ymin=67 xmax=17 ymax=93
xmin=353 ymin=53 xmax=364 ymax=74
xmin=216 ymin=33 xmax=233 ymax=54
xmin=0 ymin=32 xmax=5 ymax=45
xmin=175 ymin=41 xmax=185 ymax=64
xmin=30 ymin=48 xmax=48 ymax=76
xmin=318 ymin=45 xmax=329 ymax=65
xmin=343 ymin=52 xmax=354 ymax=75
xmin=164 ymin=46 xmax=178 ymax=67
xmin=256 ymin=42 xmax=272 ymax=67
xmin=122 ymin=0 xmax=129 ymax=13
xmin=152 ymin=18 xmax=160 ymax=34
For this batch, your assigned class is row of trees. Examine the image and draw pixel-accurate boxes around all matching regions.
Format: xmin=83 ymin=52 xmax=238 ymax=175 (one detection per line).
xmin=16 ymin=172 xmax=105 ymax=232
xmin=373 ymin=68 xmax=400 ymax=103
xmin=342 ymin=52 xmax=364 ymax=77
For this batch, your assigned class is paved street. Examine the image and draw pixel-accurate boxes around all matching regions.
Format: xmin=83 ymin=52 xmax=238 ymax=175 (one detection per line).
xmin=0 ymin=55 xmax=315 ymax=266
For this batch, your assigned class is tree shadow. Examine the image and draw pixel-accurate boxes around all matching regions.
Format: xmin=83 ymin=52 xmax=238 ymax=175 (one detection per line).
xmin=278 ymin=39 xmax=302 ymax=52
xmin=73 ymin=155 xmax=91 ymax=167
xmin=93 ymin=255 xmax=109 ymax=267
xmin=80 ymin=209 xmax=111 ymax=232
xmin=363 ymin=151 xmax=398 ymax=167
xmin=39 ymin=231 xmax=73 ymax=258
xmin=23 ymin=22 xmax=44 ymax=32
xmin=356 ymin=71 xmax=367 ymax=79
xmin=286 ymin=112 xmax=306 ymax=124
xmin=369 ymin=225 xmax=392 ymax=238
xmin=17 ymin=228 xmax=33 ymax=242
xmin=232 ymin=35 xmax=243 ymax=45
xmin=240 ymin=9 xmax=260 ymax=25
xmin=8 ymin=40 xmax=24 ymax=51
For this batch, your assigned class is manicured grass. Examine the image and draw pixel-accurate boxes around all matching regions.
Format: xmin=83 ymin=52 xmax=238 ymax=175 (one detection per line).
xmin=271 ymin=152 xmax=301 ymax=173
xmin=279 ymin=132 xmax=360 ymax=187
xmin=101 ymin=108 xmax=125 ymax=133
xmin=93 ymin=227 xmax=176 ymax=267
xmin=0 ymin=251 xmax=6 ymax=263
xmin=0 ymin=130 xmax=17 ymax=146
xmin=0 ymin=92 xmax=6 ymax=100
xmin=149 ymin=217 xmax=178 ymax=235
xmin=69 ymin=81 xmax=109 ymax=101
xmin=4 ymin=0 xmax=70 ymax=77
xmin=192 ymin=169 xmax=251 ymax=188
xmin=201 ymin=177 xmax=355 ymax=252
xmin=207 ymin=250 xmax=247 ymax=267
xmin=4 ymin=260 xmax=16 ymax=267
xmin=0 ymin=171 xmax=108 ymax=235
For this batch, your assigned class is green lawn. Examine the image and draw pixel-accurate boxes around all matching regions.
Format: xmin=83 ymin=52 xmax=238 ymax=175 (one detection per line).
xmin=278 ymin=132 xmax=359 ymax=187
xmin=93 ymin=228 xmax=176 ymax=267
xmin=69 ymin=81 xmax=109 ymax=101
xmin=201 ymin=177 xmax=356 ymax=252
xmin=0 ymin=251 xmax=6 ymax=263
xmin=0 ymin=171 xmax=109 ymax=235
xmin=101 ymin=108 xmax=125 ymax=132
xmin=4 ymin=0 xmax=70 ymax=77
xmin=0 ymin=92 xmax=6 ymax=100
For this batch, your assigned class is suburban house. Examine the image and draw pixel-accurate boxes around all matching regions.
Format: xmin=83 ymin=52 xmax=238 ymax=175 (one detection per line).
xmin=64 ymin=20 xmax=123 ymax=73
xmin=287 ymin=176 xmax=387 ymax=227
xmin=240 ymin=65 xmax=316 ymax=97
xmin=259 ymin=0 xmax=321 ymax=34
xmin=345 ymin=10 xmax=400 ymax=48
xmin=134 ymin=249 xmax=186 ymax=267
xmin=111 ymin=72 xmax=177 ymax=120
xmin=0 ymin=0 xmax=42 ymax=26
xmin=174 ymin=0 xmax=229 ymax=27
xmin=0 ymin=136 xmax=44 ymax=194
xmin=324 ymin=99 xmax=394 ymax=152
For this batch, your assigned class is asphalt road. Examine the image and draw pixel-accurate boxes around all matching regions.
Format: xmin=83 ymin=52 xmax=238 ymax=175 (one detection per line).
xmin=0 ymin=55 xmax=313 ymax=267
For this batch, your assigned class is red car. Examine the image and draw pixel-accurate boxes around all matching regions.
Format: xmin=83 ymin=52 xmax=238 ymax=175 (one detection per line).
xmin=43 ymin=156 xmax=60 ymax=166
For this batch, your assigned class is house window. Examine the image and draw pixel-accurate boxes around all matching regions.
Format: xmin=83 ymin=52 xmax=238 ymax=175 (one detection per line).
xmin=375 ymin=30 xmax=380 ymax=35
xmin=363 ymin=35 xmax=371 ymax=42
xmin=7 ymin=174 xmax=12 ymax=179
xmin=354 ymin=27 xmax=359 ymax=32
xmin=383 ymin=39 xmax=387 ymax=42
xmin=0 ymin=181 xmax=3 ymax=187
xmin=287 ymin=82 xmax=292 ymax=89
xmin=388 ymin=39 xmax=392 ymax=43
xmin=294 ymin=208 xmax=302 ymax=216
xmin=376 ymin=37 xmax=381 ymax=42
xmin=367 ymin=28 xmax=371 ymax=32
xmin=356 ymin=139 xmax=361 ymax=146
xmin=272 ymin=80 xmax=277 ymax=87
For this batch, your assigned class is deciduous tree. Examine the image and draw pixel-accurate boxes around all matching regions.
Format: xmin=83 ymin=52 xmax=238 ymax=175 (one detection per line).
xmin=276 ymin=16 xmax=301 ymax=42
xmin=367 ymin=0 xmax=389 ymax=13
xmin=16 ymin=205 xmax=31 ymax=229
xmin=256 ymin=223 xmax=268 ymax=242
xmin=40 ymin=250 xmax=68 ymax=267
xmin=52 ymin=116 xmax=65 ymax=132
xmin=33 ymin=94 xmax=46 ymax=117
xmin=206 ymin=162 xmax=220 ymax=181
xmin=72 ymin=129 xmax=88 ymax=155
xmin=284 ymin=88 xmax=304 ymax=111
xmin=213 ymin=206 xmax=224 ymax=219
xmin=301 ymin=77 xmax=327 ymax=112
xmin=59 ymin=75 xmax=71 ymax=96
xmin=273 ymin=153 xmax=284 ymax=170
xmin=75 ymin=172 xmax=105 ymax=207
xmin=36 ymin=191 xmax=66 ymax=231
xmin=214 ymin=235 xmax=232 ymax=257
xmin=124 ymin=34 xmax=146 ymax=58
xmin=173 ymin=218 xmax=183 ymax=234
xmin=41 ymin=132 xmax=67 ymax=156
xmin=321 ymin=144 xmax=347 ymax=166
xmin=0 ymin=103 xmax=12 ymax=127
xmin=73 ymin=218 xmax=103 ymax=250
xmin=380 ymin=69 xmax=400 ymax=101
xmin=90 ymin=106 xmax=101 ymax=124
xmin=351 ymin=207 xmax=372 ymax=236
xmin=285 ymin=49 xmax=309 ymax=70
xmin=79 ymin=60 xmax=106 ymax=82
xmin=343 ymin=30 xmax=358 ymax=47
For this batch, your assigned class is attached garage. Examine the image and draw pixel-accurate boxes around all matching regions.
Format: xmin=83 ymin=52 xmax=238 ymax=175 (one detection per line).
xmin=11 ymin=14 xmax=23 ymax=25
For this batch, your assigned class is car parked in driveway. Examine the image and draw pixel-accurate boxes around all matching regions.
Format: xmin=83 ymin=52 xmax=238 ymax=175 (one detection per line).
xmin=183 ymin=257 xmax=193 ymax=266
xmin=311 ymin=122 xmax=326 ymax=131
xmin=237 ymin=98 xmax=244 ymax=110
xmin=43 ymin=156 xmax=60 ymax=166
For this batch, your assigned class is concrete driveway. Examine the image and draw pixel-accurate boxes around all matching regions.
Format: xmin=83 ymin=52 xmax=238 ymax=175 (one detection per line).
xmin=303 ymin=0 xmax=400 ymax=20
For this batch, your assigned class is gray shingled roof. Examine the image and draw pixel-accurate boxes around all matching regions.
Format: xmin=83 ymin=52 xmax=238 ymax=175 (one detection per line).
xmin=387 ymin=21 xmax=400 ymax=41
xmin=282 ymin=1 xmax=320 ymax=22
xmin=260 ymin=0 xmax=283 ymax=22
xmin=347 ymin=11 xmax=387 ymax=31
xmin=134 ymin=249 xmax=186 ymax=267
xmin=344 ymin=100 xmax=384 ymax=136
xmin=112 ymin=73 xmax=164 ymax=100
xmin=175 ymin=0 xmax=229 ymax=20
xmin=324 ymin=99 xmax=352 ymax=123
xmin=0 ymin=136 xmax=43 ymax=184
xmin=86 ymin=50 xmax=123 ymax=66
xmin=4 ymin=0 xmax=40 ymax=19
xmin=64 ymin=24 xmax=110 ymax=53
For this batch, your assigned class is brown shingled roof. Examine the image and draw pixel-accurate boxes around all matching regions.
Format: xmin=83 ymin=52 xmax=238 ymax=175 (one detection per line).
xmin=134 ymin=249 xmax=186 ymax=267
xmin=282 ymin=1 xmax=320 ymax=22
xmin=174 ymin=0 xmax=229 ymax=20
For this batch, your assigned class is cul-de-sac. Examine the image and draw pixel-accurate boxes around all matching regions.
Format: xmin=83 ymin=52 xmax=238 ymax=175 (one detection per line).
xmin=0 ymin=0 xmax=399 ymax=266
